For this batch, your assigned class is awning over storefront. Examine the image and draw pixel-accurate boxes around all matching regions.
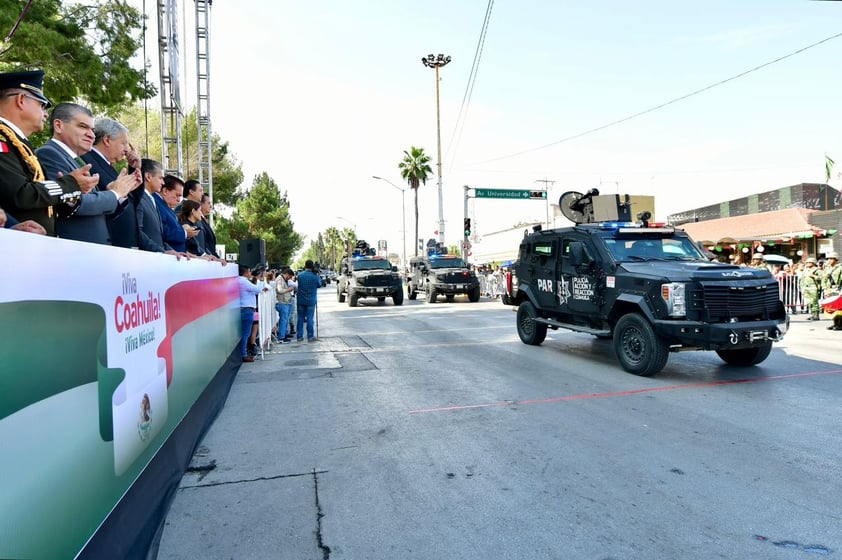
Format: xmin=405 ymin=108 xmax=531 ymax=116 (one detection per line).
xmin=678 ymin=208 xmax=829 ymax=244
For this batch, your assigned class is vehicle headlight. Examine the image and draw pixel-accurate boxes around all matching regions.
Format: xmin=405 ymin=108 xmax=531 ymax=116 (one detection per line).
xmin=661 ymin=282 xmax=686 ymax=317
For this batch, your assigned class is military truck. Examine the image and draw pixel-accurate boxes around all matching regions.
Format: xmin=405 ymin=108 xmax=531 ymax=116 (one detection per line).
xmin=336 ymin=241 xmax=403 ymax=307
xmin=407 ymin=253 xmax=481 ymax=303
xmin=504 ymin=190 xmax=788 ymax=376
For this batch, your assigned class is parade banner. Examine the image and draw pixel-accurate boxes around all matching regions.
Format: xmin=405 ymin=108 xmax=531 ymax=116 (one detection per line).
xmin=0 ymin=228 xmax=240 ymax=559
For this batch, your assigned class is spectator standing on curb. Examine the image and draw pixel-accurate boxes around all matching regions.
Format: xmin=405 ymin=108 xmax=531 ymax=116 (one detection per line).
xmin=238 ymin=264 xmax=266 ymax=362
xmin=275 ymin=268 xmax=296 ymax=344
xmin=295 ymin=259 xmax=321 ymax=342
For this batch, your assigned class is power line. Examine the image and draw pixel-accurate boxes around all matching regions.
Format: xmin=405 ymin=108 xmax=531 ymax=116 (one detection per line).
xmin=445 ymin=0 xmax=494 ymax=171
xmin=477 ymin=31 xmax=842 ymax=165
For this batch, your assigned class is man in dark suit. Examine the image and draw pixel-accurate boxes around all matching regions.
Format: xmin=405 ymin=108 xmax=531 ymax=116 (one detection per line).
xmin=0 ymin=70 xmax=88 ymax=235
xmin=137 ymin=158 xmax=184 ymax=257
xmin=200 ymin=192 xmax=219 ymax=257
xmin=81 ymin=118 xmax=143 ymax=248
xmin=156 ymin=174 xmax=190 ymax=252
xmin=36 ymin=103 xmax=139 ymax=244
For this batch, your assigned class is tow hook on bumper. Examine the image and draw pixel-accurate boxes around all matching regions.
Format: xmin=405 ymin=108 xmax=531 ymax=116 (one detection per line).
xmin=728 ymin=325 xmax=786 ymax=345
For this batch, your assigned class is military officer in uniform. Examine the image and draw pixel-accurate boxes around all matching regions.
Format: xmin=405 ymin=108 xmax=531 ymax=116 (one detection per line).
xmin=0 ymin=70 xmax=92 ymax=236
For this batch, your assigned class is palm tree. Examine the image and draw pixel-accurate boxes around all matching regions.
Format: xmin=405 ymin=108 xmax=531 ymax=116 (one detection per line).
xmin=339 ymin=227 xmax=357 ymax=261
xmin=324 ymin=226 xmax=342 ymax=270
xmin=398 ymin=146 xmax=433 ymax=256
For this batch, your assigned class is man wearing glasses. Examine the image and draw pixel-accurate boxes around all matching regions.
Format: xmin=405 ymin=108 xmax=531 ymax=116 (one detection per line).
xmin=36 ymin=103 xmax=140 ymax=244
xmin=0 ymin=70 xmax=91 ymax=236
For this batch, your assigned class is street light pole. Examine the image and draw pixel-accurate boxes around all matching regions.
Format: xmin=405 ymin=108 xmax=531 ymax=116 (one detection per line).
xmin=372 ymin=175 xmax=407 ymax=270
xmin=422 ymin=53 xmax=451 ymax=246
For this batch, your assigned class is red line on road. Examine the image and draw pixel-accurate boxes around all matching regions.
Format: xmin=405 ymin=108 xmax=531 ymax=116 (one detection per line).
xmin=407 ymin=368 xmax=842 ymax=415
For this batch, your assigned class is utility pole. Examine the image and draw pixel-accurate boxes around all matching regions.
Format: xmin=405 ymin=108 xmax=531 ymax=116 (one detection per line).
xmin=534 ymin=178 xmax=555 ymax=229
xmin=422 ymin=53 xmax=451 ymax=245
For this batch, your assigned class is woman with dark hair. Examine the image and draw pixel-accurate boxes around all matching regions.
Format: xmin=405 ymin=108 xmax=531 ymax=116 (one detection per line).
xmin=178 ymin=199 xmax=207 ymax=256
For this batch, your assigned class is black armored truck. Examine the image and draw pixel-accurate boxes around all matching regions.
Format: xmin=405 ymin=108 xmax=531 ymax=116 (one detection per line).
xmin=336 ymin=240 xmax=403 ymax=307
xmin=505 ymin=190 xmax=788 ymax=376
xmin=407 ymin=251 xmax=481 ymax=303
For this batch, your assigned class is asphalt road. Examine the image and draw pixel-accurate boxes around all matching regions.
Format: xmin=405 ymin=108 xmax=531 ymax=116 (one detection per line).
xmin=158 ymin=287 xmax=842 ymax=560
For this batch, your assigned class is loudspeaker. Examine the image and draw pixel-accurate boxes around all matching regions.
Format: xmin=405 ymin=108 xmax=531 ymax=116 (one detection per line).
xmin=239 ymin=238 xmax=266 ymax=268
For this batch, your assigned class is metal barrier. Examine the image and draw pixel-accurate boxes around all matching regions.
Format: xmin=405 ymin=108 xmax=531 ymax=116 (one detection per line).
xmin=256 ymin=288 xmax=278 ymax=359
xmin=777 ymin=274 xmax=805 ymax=313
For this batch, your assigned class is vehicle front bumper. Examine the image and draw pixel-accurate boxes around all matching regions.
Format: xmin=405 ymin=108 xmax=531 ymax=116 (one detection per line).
xmin=351 ymin=285 xmax=399 ymax=296
xmin=653 ymin=316 xmax=789 ymax=350
xmin=431 ymin=281 xmax=479 ymax=295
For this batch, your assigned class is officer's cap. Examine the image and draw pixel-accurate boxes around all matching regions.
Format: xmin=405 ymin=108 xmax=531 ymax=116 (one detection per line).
xmin=805 ymin=257 xmax=817 ymax=264
xmin=826 ymin=251 xmax=838 ymax=260
xmin=0 ymin=70 xmax=52 ymax=108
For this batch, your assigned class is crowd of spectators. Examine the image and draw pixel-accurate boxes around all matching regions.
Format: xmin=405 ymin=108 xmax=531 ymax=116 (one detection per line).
xmin=236 ymin=261 xmax=323 ymax=360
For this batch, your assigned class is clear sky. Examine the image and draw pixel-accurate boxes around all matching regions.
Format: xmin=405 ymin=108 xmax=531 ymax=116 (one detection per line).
xmin=136 ymin=1 xmax=842 ymax=261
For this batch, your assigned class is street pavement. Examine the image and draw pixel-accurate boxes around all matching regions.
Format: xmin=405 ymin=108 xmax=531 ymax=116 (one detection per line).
xmin=156 ymin=292 xmax=841 ymax=559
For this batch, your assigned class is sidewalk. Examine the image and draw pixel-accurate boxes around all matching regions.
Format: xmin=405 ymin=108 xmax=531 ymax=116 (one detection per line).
xmin=156 ymin=338 xmax=340 ymax=560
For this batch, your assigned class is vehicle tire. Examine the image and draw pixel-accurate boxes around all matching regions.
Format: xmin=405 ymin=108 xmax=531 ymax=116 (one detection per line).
xmin=716 ymin=342 xmax=773 ymax=366
xmin=426 ymin=287 xmax=437 ymax=303
xmin=613 ymin=313 xmax=669 ymax=376
xmin=407 ymin=283 xmax=417 ymax=300
xmin=516 ymin=301 xmax=547 ymax=345
xmin=392 ymin=288 xmax=404 ymax=306
xmin=446 ymin=294 xmax=455 ymax=302
xmin=349 ymin=293 xmax=359 ymax=307
xmin=468 ymin=285 xmax=481 ymax=302
xmin=377 ymin=297 xmax=386 ymax=303
xmin=337 ymin=286 xmax=345 ymax=303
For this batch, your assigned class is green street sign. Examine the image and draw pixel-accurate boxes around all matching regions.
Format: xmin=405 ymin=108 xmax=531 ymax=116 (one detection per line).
xmin=475 ymin=188 xmax=532 ymax=199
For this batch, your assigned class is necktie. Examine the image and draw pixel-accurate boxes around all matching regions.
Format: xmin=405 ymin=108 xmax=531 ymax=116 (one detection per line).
xmin=74 ymin=156 xmax=86 ymax=168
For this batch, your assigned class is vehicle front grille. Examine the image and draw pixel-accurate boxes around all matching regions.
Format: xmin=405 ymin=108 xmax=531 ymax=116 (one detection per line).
xmin=360 ymin=274 xmax=395 ymax=287
xmin=438 ymin=272 xmax=474 ymax=283
xmin=696 ymin=282 xmax=782 ymax=322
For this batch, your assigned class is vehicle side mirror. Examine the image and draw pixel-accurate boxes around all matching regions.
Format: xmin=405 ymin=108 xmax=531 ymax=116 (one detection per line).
xmin=391 ymin=265 xmax=398 ymax=272
xmin=570 ymin=242 xmax=592 ymax=267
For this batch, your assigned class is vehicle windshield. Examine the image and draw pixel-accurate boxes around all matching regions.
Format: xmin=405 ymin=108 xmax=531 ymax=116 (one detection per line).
xmin=429 ymin=257 xmax=467 ymax=269
xmin=603 ymin=236 xmax=706 ymax=261
xmin=352 ymin=259 xmax=392 ymax=271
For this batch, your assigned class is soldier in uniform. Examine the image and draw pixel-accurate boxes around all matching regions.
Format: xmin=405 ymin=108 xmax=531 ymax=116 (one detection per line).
xmin=821 ymin=252 xmax=841 ymax=295
xmin=821 ymin=252 xmax=842 ymax=330
xmin=800 ymin=257 xmax=822 ymax=321
xmin=0 ymin=70 xmax=92 ymax=236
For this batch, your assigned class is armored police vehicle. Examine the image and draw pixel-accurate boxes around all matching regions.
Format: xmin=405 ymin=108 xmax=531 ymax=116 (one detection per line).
xmin=336 ymin=240 xmax=403 ymax=307
xmin=407 ymin=250 xmax=481 ymax=303
xmin=505 ymin=190 xmax=788 ymax=376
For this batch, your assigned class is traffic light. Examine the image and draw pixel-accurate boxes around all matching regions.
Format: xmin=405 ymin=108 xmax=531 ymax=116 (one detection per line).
xmin=529 ymin=190 xmax=547 ymax=199
xmin=464 ymin=217 xmax=471 ymax=237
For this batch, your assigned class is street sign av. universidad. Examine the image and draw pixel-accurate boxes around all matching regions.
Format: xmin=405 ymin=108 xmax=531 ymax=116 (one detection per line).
xmin=474 ymin=188 xmax=547 ymax=200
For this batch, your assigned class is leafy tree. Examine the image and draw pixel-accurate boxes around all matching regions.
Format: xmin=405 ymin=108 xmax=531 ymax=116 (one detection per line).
xmin=0 ymin=0 xmax=155 ymax=107
xmin=222 ymin=172 xmax=302 ymax=266
xmin=398 ymin=146 xmax=432 ymax=256
xmin=117 ymin=104 xmax=245 ymax=208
